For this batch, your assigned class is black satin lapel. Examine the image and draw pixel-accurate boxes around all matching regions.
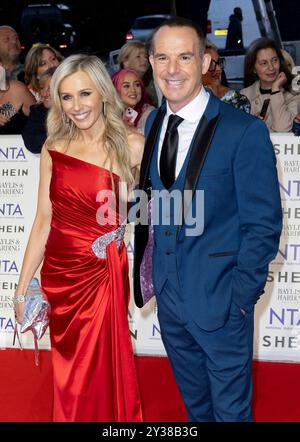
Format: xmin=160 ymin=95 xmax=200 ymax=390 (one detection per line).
xmin=178 ymin=113 xmax=220 ymax=235
xmin=140 ymin=107 xmax=166 ymax=190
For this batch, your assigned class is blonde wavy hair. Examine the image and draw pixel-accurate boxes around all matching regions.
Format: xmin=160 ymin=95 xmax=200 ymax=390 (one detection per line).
xmin=46 ymin=54 xmax=133 ymax=187
xmin=118 ymin=41 xmax=146 ymax=68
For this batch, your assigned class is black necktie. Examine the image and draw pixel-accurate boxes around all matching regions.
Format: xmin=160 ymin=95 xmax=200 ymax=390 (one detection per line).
xmin=160 ymin=114 xmax=183 ymax=189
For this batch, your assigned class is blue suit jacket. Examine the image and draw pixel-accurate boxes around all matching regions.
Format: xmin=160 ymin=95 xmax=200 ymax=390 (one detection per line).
xmin=133 ymin=91 xmax=282 ymax=331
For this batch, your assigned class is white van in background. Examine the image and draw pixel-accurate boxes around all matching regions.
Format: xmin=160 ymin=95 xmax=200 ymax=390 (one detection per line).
xmin=207 ymin=0 xmax=264 ymax=51
xmin=205 ymin=0 xmax=284 ymax=87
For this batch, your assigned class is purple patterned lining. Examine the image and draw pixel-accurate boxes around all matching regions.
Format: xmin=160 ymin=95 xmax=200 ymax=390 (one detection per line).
xmin=140 ymin=199 xmax=155 ymax=304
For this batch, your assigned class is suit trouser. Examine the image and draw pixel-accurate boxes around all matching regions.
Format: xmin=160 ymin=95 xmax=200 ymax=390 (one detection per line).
xmin=156 ymin=279 xmax=254 ymax=422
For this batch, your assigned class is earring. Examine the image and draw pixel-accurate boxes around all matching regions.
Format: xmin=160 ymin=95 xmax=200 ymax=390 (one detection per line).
xmin=103 ymin=101 xmax=107 ymax=117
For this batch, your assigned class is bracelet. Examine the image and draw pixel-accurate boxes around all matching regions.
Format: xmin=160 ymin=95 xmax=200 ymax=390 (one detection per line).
xmin=12 ymin=295 xmax=26 ymax=305
xmin=271 ymin=90 xmax=281 ymax=95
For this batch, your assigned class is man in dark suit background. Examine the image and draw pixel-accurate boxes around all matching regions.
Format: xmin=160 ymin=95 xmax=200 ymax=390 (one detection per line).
xmin=133 ymin=17 xmax=282 ymax=421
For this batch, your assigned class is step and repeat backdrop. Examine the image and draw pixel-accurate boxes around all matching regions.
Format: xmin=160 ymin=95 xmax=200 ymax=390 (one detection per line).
xmin=0 ymin=134 xmax=299 ymax=362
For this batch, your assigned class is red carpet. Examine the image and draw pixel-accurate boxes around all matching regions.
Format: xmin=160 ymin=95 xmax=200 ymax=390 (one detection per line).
xmin=0 ymin=349 xmax=299 ymax=422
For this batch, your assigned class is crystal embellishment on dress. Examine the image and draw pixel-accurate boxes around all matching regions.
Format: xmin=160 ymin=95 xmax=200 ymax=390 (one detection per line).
xmin=0 ymin=101 xmax=17 ymax=118
xmin=91 ymin=225 xmax=126 ymax=258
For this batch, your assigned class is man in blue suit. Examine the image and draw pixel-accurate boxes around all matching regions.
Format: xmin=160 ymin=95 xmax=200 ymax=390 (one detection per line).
xmin=133 ymin=17 xmax=282 ymax=421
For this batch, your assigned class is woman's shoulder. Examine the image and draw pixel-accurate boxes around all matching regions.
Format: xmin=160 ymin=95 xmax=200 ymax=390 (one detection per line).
xmin=7 ymin=80 xmax=36 ymax=108
xmin=44 ymin=139 xmax=69 ymax=153
xmin=127 ymin=130 xmax=144 ymax=167
xmin=283 ymin=88 xmax=299 ymax=99
xmin=41 ymin=141 xmax=67 ymax=167
xmin=40 ymin=143 xmax=54 ymax=161
xmin=9 ymin=80 xmax=30 ymax=93
xmin=128 ymin=130 xmax=144 ymax=147
xmin=142 ymin=103 xmax=156 ymax=112
xmin=240 ymin=81 xmax=258 ymax=95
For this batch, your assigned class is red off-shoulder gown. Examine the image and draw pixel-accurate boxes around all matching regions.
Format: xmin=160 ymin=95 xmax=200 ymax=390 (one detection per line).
xmin=41 ymin=150 xmax=142 ymax=422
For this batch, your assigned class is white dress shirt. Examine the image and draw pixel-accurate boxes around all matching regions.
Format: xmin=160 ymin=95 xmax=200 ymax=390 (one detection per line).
xmin=158 ymin=87 xmax=210 ymax=178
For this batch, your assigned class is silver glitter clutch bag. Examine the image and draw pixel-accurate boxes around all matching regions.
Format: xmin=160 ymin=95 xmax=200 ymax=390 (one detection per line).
xmin=13 ymin=278 xmax=50 ymax=365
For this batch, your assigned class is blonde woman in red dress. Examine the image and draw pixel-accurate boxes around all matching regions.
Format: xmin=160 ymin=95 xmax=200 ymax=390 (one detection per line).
xmin=15 ymin=54 xmax=144 ymax=422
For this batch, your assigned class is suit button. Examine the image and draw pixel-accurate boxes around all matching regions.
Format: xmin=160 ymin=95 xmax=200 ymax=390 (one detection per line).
xmin=165 ymin=251 xmax=172 ymax=255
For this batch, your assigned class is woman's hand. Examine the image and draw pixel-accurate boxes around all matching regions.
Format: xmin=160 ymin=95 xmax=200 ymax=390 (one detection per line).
xmin=125 ymin=116 xmax=135 ymax=127
xmin=255 ymin=111 xmax=269 ymax=121
xmin=13 ymin=296 xmax=25 ymax=324
xmin=272 ymin=71 xmax=287 ymax=91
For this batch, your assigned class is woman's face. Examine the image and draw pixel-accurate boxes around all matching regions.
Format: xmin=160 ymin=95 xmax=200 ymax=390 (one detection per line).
xmin=202 ymin=48 xmax=223 ymax=86
xmin=59 ymin=70 xmax=104 ymax=132
xmin=254 ymin=47 xmax=280 ymax=88
xmin=119 ymin=72 xmax=142 ymax=108
xmin=39 ymin=76 xmax=52 ymax=109
xmin=124 ymin=49 xmax=149 ymax=76
xmin=37 ymin=49 xmax=60 ymax=78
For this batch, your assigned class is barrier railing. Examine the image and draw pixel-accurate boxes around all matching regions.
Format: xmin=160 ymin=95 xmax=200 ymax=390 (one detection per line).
xmin=0 ymin=133 xmax=299 ymax=361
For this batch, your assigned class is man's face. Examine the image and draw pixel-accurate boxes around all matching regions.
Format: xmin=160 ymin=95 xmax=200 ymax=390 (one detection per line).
xmin=149 ymin=26 xmax=211 ymax=113
xmin=0 ymin=28 xmax=21 ymax=62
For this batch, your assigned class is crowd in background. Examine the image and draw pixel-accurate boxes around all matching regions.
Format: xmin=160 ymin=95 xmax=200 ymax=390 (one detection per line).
xmin=4 ymin=14 xmax=289 ymax=423
xmin=0 ymin=22 xmax=300 ymax=153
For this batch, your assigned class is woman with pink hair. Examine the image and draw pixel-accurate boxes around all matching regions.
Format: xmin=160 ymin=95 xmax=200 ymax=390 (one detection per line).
xmin=112 ymin=67 xmax=155 ymax=134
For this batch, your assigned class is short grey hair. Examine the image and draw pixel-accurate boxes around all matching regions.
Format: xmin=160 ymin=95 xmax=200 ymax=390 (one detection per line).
xmin=205 ymin=38 xmax=218 ymax=52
